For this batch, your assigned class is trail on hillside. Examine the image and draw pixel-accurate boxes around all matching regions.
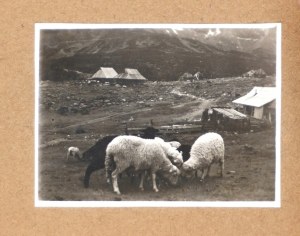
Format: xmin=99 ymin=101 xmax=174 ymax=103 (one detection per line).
xmin=54 ymin=107 xmax=153 ymax=131
xmin=177 ymin=99 xmax=215 ymax=121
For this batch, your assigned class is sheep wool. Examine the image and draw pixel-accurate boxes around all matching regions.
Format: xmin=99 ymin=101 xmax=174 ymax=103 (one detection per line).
xmin=105 ymin=135 xmax=180 ymax=194
xmin=183 ymin=132 xmax=224 ymax=180
xmin=154 ymin=137 xmax=183 ymax=166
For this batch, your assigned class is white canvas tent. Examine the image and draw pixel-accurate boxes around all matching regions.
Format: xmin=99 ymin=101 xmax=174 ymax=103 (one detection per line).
xmin=124 ymin=68 xmax=147 ymax=80
xmin=91 ymin=67 xmax=118 ymax=79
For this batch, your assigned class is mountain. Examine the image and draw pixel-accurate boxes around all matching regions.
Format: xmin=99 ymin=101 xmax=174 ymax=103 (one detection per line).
xmin=40 ymin=28 xmax=276 ymax=81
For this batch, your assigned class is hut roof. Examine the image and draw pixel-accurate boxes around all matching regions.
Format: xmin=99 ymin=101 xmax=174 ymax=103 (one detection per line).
xmin=232 ymin=87 xmax=276 ymax=108
xmin=212 ymin=107 xmax=248 ymax=120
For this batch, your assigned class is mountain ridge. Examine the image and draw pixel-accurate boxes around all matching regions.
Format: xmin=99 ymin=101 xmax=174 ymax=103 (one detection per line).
xmin=40 ymin=28 xmax=276 ymax=81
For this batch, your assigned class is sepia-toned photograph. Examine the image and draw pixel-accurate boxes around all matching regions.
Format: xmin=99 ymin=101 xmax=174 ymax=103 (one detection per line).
xmin=35 ymin=24 xmax=281 ymax=207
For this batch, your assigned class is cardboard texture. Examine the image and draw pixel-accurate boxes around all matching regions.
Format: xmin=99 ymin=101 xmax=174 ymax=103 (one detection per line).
xmin=0 ymin=0 xmax=299 ymax=235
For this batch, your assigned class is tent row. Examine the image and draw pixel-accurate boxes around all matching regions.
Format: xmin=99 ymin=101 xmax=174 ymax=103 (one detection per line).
xmin=89 ymin=67 xmax=147 ymax=81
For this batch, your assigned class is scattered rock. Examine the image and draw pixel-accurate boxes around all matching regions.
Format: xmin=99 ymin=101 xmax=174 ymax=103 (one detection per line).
xmin=242 ymin=69 xmax=266 ymax=78
xmin=243 ymin=144 xmax=254 ymax=151
xmin=57 ymin=106 xmax=69 ymax=115
xmin=80 ymin=108 xmax=90 ymax=115
xmin=70 ymin=107 xmax=79 ymax=113
xmin=75 ymin=126 xmax=86 ymax=134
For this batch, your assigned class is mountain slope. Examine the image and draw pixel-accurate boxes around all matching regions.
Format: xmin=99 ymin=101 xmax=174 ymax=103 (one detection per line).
xmin=40 ymin=28 xmax=276 ymax=81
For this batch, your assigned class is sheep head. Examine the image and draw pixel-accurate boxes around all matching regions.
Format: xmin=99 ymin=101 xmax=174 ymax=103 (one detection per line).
xmin=160 ymin=165 xmax=181 ymax=186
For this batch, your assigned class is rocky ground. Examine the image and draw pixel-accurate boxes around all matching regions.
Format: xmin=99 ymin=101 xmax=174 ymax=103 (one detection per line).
xmin=38 ymin=76 xmax=277 ymax=202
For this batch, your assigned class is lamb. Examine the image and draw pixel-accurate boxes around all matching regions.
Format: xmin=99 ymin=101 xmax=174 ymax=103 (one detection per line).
xmin=105 ymin=135 xmax=181 ymax=194
xmin=66 ymin=147 xmax=82 ymax=160
xmin=182 ymin=132 xmax=224 ymax=181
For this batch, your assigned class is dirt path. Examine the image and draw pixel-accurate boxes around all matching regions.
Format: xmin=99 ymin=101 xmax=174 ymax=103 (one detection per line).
xmin=54 ymin=107 xmax=153 ymax=131
xmin=54 ymin=97 xmax=212 ymax=132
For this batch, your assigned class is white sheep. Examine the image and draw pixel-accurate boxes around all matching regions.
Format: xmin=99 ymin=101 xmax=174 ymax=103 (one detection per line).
xmin=154 ymin=137 xmax=183 ymax=166
xmin=66 ymin=146 xmax=82 ymax=160
xmin=167 ymin=141 xmax=181 ymax=149
xmin=105 ymin=135 xmax=181 ymax=195
xmin=182 ymin=132 xmax=224 ymax=181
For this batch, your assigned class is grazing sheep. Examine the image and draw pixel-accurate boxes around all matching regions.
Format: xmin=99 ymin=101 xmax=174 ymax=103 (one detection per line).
xmin=105 ymin=135 xmax=181 ymax=195
xmin=82 ymin=127 xmax=159 ymax=188
xmin=167 ymin=141 xmax=181 ymax=149
xmin=66 ymin=147 xmax=82 ymax=160
xmin=182 ymin=132 xmax=224 ymax=181
xmin=154 ymin=137 xmax=183 ymax=166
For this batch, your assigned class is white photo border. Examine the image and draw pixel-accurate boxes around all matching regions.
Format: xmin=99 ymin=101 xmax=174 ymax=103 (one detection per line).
xmin=35 ymin=23 xmax=281 ymax=208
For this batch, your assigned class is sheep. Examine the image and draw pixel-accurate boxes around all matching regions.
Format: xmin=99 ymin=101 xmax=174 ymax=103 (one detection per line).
xmin=178 ymin=144 xmax=192 ymax=162
xmin=154 ymin=137 xmax=183 ymax=166
xmin=82 ymin=135 xmax=117 ymax=188
xmin=104 ymin=136 xmax=183 ymax=186
xmin=168 ymin=138 xmax=191 ymax=162
xmin=182 ymin=132 xmax=224 ymax=181
xmin=167 ymin=141 xmax=181 ymax=149
xmin=82 ymin=127 xmax=159 ymax=188
xmin=105 ymin=135 xmax=181 ymax=195
xmin=66 ymin=147 xmax=82 ymax=161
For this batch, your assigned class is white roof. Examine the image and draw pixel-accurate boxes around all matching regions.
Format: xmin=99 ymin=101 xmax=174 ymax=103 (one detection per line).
xmin=114 ymin=73 xmax=136 ymax=80
xmin=232 ymin=87 xmax=276 ymax=107
xmin=91 ymin=67 xmax=118 ymax=78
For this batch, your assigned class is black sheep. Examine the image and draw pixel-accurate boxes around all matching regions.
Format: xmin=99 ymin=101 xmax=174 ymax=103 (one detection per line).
xmin=83 ymin=135 xmax=117 ymax=188
xmin=177 ymin=144 xmax=191 ymax=162
xmin=169 ymin=138 xmax=191 ymax=162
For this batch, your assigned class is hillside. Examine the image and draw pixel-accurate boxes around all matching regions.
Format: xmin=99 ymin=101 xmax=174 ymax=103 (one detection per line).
xmin=40 ymin=28 xmax=276 ymax=81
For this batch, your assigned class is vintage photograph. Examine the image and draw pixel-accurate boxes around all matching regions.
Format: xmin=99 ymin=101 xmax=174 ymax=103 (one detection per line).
xmin=35 ymin=24 xmax=281 ymax=207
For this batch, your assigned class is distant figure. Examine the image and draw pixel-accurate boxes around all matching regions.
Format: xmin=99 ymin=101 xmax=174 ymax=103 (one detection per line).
xmin=202 ymin=109 xmax=209 ymax=122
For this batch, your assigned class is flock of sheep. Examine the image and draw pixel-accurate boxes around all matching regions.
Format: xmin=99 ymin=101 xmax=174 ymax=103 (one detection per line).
xmin=66 ymin=128 xmax=225 ymax=195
